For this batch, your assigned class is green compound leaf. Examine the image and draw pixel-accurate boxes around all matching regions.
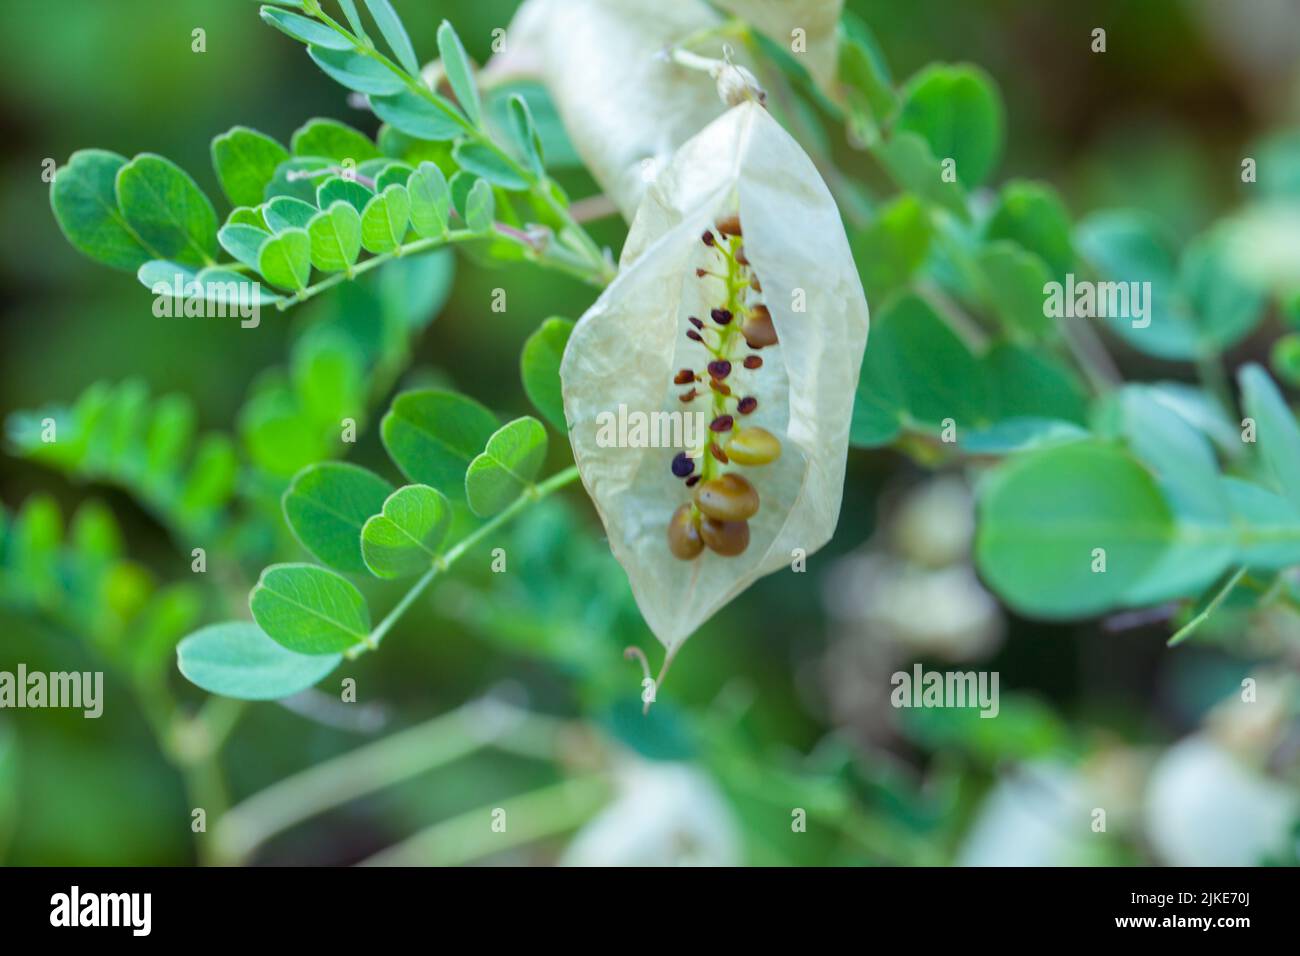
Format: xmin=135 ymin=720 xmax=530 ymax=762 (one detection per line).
xmin=360 ymin=484 xmax=452 ymax=578
xmin=282 ymin=462 xmax=395 ymax=572
xmin=895 ymin=63 xmax=1004 ymax=188
xmin=520 ymin=317 xmax=573 ymax=432
xmin=264 ymin=195 xmax=318 ymax=232
xmin=984 ymin=179 xmax=1075 ymax=281
xmin=508 ymin=93 xmax=545 ymax=177
xmin=307 ymin=200 xmax=363 ymax=272
xmin=260 ymin=6 xmax=353 ymax=50
xmin=51 ymin=149 xmax=152 ymax=270
xmin=257 ymin=227 xmax=312 ymax=291
xmin=250 ymin=563 xmax=371 ymax=655
xmin=850 ymin=293 xmax=989 ymax=447
xmin=115 ymin=153 xmax=218 ymax=266
xmin=177 ymin=620 xmax=343 ymax=700
xmin=217 ymin=223 xmax=271 ymax=271
xmin=369 ymin=89 xmax=463 ymax=141
xmin=453 ymin=141 xmax=528 ymax=191
xmin=375 ymin=163 xmax=413 ymax=191
xmin=871 ymin=132 xmax=968 ymax=221
xmin=264 ymin=156 xmax=331 ymax=203
xmin=464 ymin=177 xmax=495 ymax=233
xmin=363 ymin=0 xmax=420 ymax=76
xmin=437 ymin=19 xmax=481 ymax=127
xmin=291 ymin=117 xmax=383 ymax=163
xmin=316 ymin=175 xmax=373 ymax=215
xmin=308 ymin=44 xmax=406 ymax=96
xmin=975 ymin=441 xmax=1177 ymax=620
xmin=1240 ymin=363 xmax=1300 ymax=511
xmin=465 ymin=417 xmax=548 ymax=517
xmin=211 ymin=126 xmax=290 ymax=208
xmin=381 ymin=389 xmax=499 ymax=494
xmin=360 ymin=183 xmax=411 ymax=254
xmin=408 ymin=161 xmax=451 ymax=238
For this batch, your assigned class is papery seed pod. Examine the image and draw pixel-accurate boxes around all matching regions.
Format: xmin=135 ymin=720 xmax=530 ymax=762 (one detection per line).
xmin=560 ymin=102 xmax=869 ymax=650
xmin=487 ymin=0 xmax=843 ymax=218
xmin=699 ymin=517 xmax=750 ymax=556
xmin=694 ymin=473 xmax=759 ymax=521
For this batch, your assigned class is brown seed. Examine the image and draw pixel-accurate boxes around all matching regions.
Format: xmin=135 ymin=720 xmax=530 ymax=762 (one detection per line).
xmin=679 ymin=388 xmax=698 ymax=402
xmin=668 ymin=504 xmax=704 ymax=560
xmin=710 ymin=380 xmax=732 ymax=396
xmin=710 ymin=414 xmax=734 ymax=432
xmin=716 ymin=214 xmax=742 ymax=237
xmin=741 ymin=305 xmax=778 ymax=349
xmin=726 ymin=426 xmax=782 ymax=465
xmin=743 ymin=355 xmax=763 ymax=369
xmin=693 ymin=472 xmax=759 ymax=521
xmin=674 ymin=369 xmax=695 ymax=385
xmin=750 ymin=274 xmax=762 ymax=292
xmin=735 ymin=245 xmax=749 ymax=266
xmin=685 ymin=474 xmax=701 ymax=487
xmin=702 ymin=231 xmax=715 ymax=246
xmin=700 ymin=517 xmax=749 ymax=556
xmin=710 ymin=441 xmax=729 ymax=464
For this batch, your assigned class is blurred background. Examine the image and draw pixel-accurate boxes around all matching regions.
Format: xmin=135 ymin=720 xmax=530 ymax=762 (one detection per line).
xmin=0 ymin=0 xmax=1298 ymax=866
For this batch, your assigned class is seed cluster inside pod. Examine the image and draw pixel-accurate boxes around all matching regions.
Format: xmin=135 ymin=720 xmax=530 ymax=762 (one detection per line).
xmin=667 ymin=213 xmax=784 ymax=560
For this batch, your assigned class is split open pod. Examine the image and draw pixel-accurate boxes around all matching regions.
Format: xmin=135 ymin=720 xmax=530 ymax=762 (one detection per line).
xmin=561 ymin=101 xmax=869 ymax=651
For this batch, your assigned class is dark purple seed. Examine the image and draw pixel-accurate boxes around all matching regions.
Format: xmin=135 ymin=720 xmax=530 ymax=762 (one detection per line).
xmin=707 ymin=360 xmax=731 ymax=379
xmin=687 ymin=330 xmax=703 ymax=342
xmin=671 ymin=452 xmax=695 ymax=477
xmin=674 ymin=369 xmax=694 ymax=385
xmin=701 ymin=231 xmax=715 ymax=246
xmin=710 ymin=308 xmax=733 ymax=325
xmin=738 ymin=396 xmax=758 ymax=414
xmin=744 ymin=355 xmax=763 ymax=369
xmin=689 ymin=316 xmax=704 ymax=329
xmin=685 ymin=474 xmax=701 ymax=487
xmin=710 ymin=415 xmax=734 ymax=432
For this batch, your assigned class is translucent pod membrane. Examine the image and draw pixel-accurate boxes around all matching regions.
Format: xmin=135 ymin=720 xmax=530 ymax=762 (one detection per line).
xmin=561 ymin=102 xmax=869 ymax=651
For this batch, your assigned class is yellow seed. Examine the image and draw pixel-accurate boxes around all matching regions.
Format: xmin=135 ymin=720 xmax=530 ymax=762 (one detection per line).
xmin=667 ymin=504 xmax=704 ymax=560
xmin=693 ymin=472 xmax=759 ymax=522
xmin=726 ymin=427 xmax=782 ymax=466
xmin=700 ymin=517 xmax=750 ymax=556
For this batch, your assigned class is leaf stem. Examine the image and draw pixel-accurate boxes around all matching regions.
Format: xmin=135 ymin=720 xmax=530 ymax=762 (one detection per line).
xmin=364 ymin=465 xmax=580 ymax=651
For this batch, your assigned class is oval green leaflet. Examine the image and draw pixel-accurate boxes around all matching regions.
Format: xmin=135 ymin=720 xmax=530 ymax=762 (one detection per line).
xmin=177 ymin=621 xmax=344 ymax=700
xmin=361 ymin=484 xmax=453 ymax=578
xmin=465 ymin=417 xmax=548 ymax=517
xmin=282 ymin=461 xmax=395 ymax=573
xmin=250 ymin=563 xmax=371 ymax=654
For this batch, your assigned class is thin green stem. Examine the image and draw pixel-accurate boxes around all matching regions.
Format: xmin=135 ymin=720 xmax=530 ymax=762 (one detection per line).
xmin=363 ymin=465 xmax=580 ymax=652
xmin=1168 ymin=566 xmax=1247 ymax=647
xmin=358 ymin=774 xmax=611 ymax=866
